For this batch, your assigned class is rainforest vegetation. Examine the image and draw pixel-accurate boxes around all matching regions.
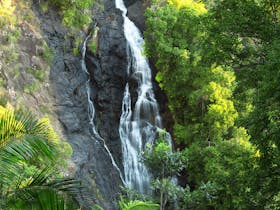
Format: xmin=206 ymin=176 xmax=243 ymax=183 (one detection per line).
xmin=0 ymin=0 xmax=279 ymax=209
xmin=142 ymin=0 xmax=280 ymax=209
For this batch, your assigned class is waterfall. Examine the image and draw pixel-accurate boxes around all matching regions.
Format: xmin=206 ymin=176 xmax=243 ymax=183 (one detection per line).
xmin=81 ymin=32 xmax=125 ymax=185
xmin=116 ymin=0 xmax=163 ymax=193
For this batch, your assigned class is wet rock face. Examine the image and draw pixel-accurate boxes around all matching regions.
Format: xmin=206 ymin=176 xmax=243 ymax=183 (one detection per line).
xmin=123 ymin=0 xmax=146 ymax=32
xmin=126 ymin=0 xmax=146 ymax=32
xmin=86 ymin=2 xmax=128 ymax=170
xmin=31 ymin=1 xmax=123 ymax=209
xmin=124 ymin=0 xmax=139 ymax=7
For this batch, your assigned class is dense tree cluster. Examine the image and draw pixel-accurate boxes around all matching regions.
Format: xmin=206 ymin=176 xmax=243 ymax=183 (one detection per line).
xmin=142 ymin=0 xmax=280 ymax=209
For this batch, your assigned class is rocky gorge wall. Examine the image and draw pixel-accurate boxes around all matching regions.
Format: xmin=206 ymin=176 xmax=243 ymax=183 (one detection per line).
xmin=31 ymin=1 xmax=125 ymax=208
xmin=0 ymin=0 xmax=172 ymax=209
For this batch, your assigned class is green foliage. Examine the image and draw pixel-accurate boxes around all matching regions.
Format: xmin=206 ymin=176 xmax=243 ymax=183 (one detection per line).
xmin=247 ymin=38 xmax=280 ymax=207
xmin=40 ymin=2 xmax=49 ymax=13
xmin=23 ymin=81 xmax=40 ymax=94
xmin=92 ymin=204 xmax=104 ymax=210
xmin=144 ymin=0 xmax=280 ymax=208
xmin=120 ymin=186 xmax=151 ymax=202
xmin=119 ymin=197 xmax=159 ymax=210
xmin=143 ymin=141 xmax=186 ymax=178
xmin=183 ymin=182 xmax=217 ymax=209
xmin=73 ymin=36 xmax=83 ymax=55
xmin=0 ymin=106 xmax=76 ymax=209
xmin=45 ymin=0 xmax=95 ymax=29
xmin=0 ymin=0 xmax=16 ymax=27
xmin=42 ymin=41 xmax=53 ymax=64
xmin=143 ymin=129 xmax=257 ymax=209
xmin=143 ymin=139 xmax=186 ymax=210
xmin=187 ymin=134 xmax=257 ymax=208
xmin=5 ymin=174 xmax=79 ymax=210
xmin=0 ymin=93 xmax=7 ymax=106
xmin=26 ymin=68 xmax=46 ymax=82
xmin=6 ymin=28 xmax=20 ymax=43
xmin=265 ymin=192 xmax=280 ymax=210
xmin=87 ymin=26 xmax=99 ymax=54
xmin=34 ymin=70 xmax=45 ymax=81
xmin=0 ymin=78 xmax=6 ymax=87
xmin=145 ymin=0 xmax=239 ymax=147
xmin=88 ymin=41 xmax=97 ymax=54
xmin=152 ymin=178 xmax=184 ymax=210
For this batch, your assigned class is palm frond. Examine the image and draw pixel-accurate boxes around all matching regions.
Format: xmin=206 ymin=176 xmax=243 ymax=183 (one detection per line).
xmin=0 ymin=106 xmax=77 ymax=209
xmin=119 ymin=197 xmax=159 ymax=210
xmin=6 ymin=188 xmax=68 ymax=210
xmin=0 ymin=108 xmax=25 ymax=146
xmin=14 ymin=109 xmax=59 ymax=143
xmin=45 ymin=178 xmax=81 ymax=195
xmin=4 ymin=168 xmax=79 ymax=210
xmin=0 ymin=107 xmax=60 ymax=186
xmin=17 ymin=168 xmax=80 ymax=197
xmin=4 ymin=135 xmax=54 ymax=160
xmin=37 ymin=189 xmax=66 ymax=210
xmin=0 ymin=107 xmax=59 ymax=149
xmin=0 ymin=135 xmax=56 ymax=186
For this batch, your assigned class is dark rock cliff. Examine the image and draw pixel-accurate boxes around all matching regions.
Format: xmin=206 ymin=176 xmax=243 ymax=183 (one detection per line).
xmin=126 ymin=0 xmax=146 ymax=32
xmin=87 ymin=1 xmax=128 ymax=170
xmin=31 ymin=1 xmax=124 ymax=209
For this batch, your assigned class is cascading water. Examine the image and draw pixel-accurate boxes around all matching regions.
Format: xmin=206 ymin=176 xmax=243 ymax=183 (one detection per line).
xmin=81 ymin=31 xmax=125 ymax=185
xmin=116 ymin=0 xmax=164 ymax=193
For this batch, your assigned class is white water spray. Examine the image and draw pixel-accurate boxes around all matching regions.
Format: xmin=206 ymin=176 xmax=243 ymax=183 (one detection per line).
xmin=116 ymin=0 xmax=164 ymax=193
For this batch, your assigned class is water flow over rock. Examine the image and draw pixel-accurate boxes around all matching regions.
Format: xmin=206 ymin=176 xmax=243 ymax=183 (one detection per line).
xmin=116 ymin=0 xmax=163 ymax=193
xmin=81 ymin=31 xmax=125 ymax=185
